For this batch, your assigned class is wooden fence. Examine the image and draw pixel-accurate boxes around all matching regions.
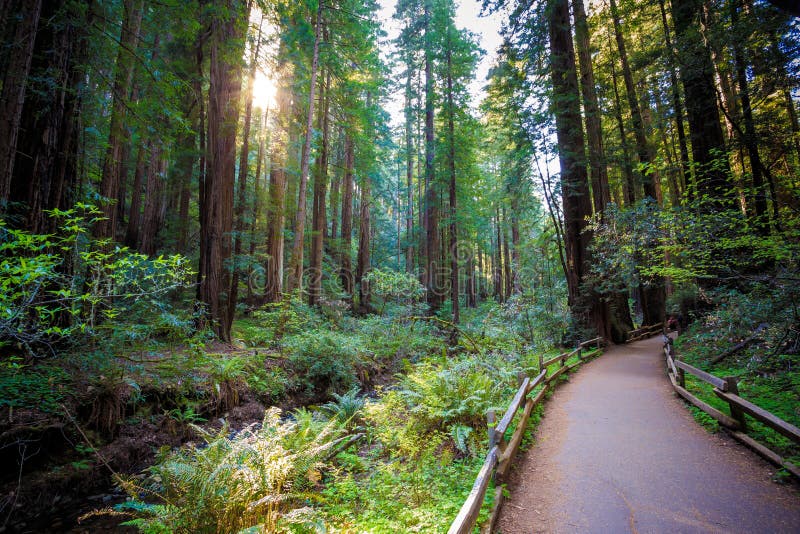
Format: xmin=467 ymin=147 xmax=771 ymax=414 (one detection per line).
xmin=626 ymin=322 xmax=664 ymax=342
xmin=663 ymin=335 xmax=800 ymax=479
xmin=447 ymin=337 xmax=604 ymax=534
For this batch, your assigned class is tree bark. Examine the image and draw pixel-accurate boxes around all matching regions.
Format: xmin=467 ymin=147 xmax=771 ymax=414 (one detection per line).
xmin=139 ymin=146 xmax=166 ymax=256
xmin=0 ymin=0 xmax=42 ymax=205
xmin=356 ymin=166 xmax=372 ymax=313
xmin=423 ymin=0 xmax=441 ymax=313
xmin=672 ymin=0 xmax=734 ymax=207
xmin=658 ymin=0 xmax=691 ymax=201
xmin=608 ymin=0 xmax=658 ymax=200
xmin=549 ymin=0 xmax=597 ymax=333
xmin=95 ymin=0 xmax=143 ymax=240
xmin=572 ymin=0 xmax=610 ymax=214
xmin=264 ymin=76 xmax=290 ymax=303
xmin=340 ymin=133 xmax=355 ymax=302
xmin=199 ymin=0 xmax=249 ymax=341
xmin=228 ymin=24 xmax=262 ymax=324
xmin=309 ymin=68 xmax=330 ymax=306
xmin=287 ymin=2 xmax=323 ymax=292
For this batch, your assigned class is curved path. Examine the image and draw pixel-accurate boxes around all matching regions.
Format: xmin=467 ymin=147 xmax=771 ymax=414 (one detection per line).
xmin=495 ymin=335 xmax=800 ymax=533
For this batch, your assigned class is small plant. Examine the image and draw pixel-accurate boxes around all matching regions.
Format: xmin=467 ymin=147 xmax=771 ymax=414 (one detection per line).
xmin=321 ymin=387 xmax=365 ymax=430
xmin=120 ymin=407 xmax=345 ymax=533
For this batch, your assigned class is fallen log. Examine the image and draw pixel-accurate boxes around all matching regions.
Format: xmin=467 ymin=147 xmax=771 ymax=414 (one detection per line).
xmin=711 ymin=323 xmax=768 ymax=365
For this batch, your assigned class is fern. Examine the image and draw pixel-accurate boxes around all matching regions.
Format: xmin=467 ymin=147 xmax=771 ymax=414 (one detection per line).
xmin=121 ymin=407 xmax=344 ymax=533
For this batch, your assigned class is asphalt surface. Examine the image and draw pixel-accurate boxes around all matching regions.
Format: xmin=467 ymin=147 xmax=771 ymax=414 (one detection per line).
xmin=495 ymin=335 xmax=800 ymax=533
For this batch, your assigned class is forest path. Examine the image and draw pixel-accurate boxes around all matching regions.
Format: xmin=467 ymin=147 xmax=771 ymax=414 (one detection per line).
xmin=494 ymin=335 xmax=800 ymax=533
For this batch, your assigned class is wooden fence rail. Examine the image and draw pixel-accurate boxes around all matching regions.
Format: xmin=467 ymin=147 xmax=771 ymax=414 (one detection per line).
xmin=448 ymin=336 xmax=604 ymax=534
xmin=662 ymin=335 xmax=800 ymax=479
xmin=626 ymin=322 xmax=664 ymax=342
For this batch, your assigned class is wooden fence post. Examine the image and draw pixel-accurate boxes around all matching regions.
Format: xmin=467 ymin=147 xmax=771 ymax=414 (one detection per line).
xmin=487 ymin=410 xmax=497 ymax=448
xmin=538 ymin=354 xmax=544 ymax=373
xmin=724 ymin=376 xmax=747 ymax=431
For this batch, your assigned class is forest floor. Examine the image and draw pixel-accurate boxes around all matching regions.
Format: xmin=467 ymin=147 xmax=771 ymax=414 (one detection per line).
xmin=495 ymin=335 xmax=800 ymax=534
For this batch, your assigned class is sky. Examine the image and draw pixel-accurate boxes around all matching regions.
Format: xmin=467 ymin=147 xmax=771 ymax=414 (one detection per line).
xmin=376 ymin=0 xmax=506 ymax=125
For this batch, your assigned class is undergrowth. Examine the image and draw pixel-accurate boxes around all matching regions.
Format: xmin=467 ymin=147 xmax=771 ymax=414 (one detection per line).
xmin=673 ymin=285 xmax=800 ymax=475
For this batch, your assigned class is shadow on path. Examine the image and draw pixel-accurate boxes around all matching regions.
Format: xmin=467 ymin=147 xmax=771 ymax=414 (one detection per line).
xmin=495 ymin=335 xmax=800 ymax=533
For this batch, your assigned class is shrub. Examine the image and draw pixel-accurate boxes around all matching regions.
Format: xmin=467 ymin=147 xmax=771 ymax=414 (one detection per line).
xmin=120 ymin=407 xmax=343 ymax=533
xmin=283 ymin=330 xmax=365 ymax=399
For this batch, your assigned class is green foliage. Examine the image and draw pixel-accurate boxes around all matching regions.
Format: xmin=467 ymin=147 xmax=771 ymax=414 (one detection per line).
xmin=0 ymin=359 xmax=70 ymax=413
xmin=283 ymin=330 xmax=365 ymax=399
xmin=0 ymin=205 xmax=194 ymax=358
xmin=120 ymin=407 xmax=343 ymax=534
xmin=321 ymin=387 xmax=365 ymax=430
xmin=362 ymin=268 xmax=425 ymax=316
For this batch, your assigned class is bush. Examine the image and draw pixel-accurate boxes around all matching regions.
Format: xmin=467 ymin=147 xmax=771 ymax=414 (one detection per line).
xmin=120 ymin=407 xmax=343 ymax=533
xmin=0 ymin=204 xmax=194 ymax=358
xmin=283 ymin=330 xmax=366 ymax=399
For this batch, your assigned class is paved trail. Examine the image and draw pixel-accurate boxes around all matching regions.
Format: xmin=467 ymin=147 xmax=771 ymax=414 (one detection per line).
xmin=495 ymin=335 xmax=800 ymax=533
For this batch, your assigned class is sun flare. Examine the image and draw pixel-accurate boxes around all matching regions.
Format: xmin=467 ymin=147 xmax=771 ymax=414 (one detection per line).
xmin=252 ymin=70 xmax=275 ymax=111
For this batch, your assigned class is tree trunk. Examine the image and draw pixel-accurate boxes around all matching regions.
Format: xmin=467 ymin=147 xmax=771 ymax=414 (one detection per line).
xmin=405 ymin=55 xmax=415 ymax=275
xmin=609 ymin=0 xmax=658 ymax=200
xmin=125 ymin=142 xmax=147 ymax=248
xmin=672 ymin=0 xmax=734 ymax=207
xmin=340 ymin=133 xmax=355 ymax=302
xmin=423 ymin=0 xmax=441 ymax=313
xmin=0 ymin=0 xmax=42 ymax=205
xmin=730 ymin=0 xmax=767 ymax=232
xmin=446 ymin=43 xmax=459 ymax=324
xmin=309 ymin=68 xmax=330 ymax=306
xmin=95 ymin=0 xmax=143 ymax=240
xmin=572 ymin=0 xmax=610 ymax=214
xmin=228 ymin=25 xmax=261 ymax=324
xmin=608 ymin=55 xmax=636 ymax=206
xmin=199 ymin=0 xmax=249 ymax=341
xmin=658 ymin=0 xmax=691 ymax=201
xmin=247 ymin=108 xmax=267 ymax=303
xmin=356 ymin=167 xmax=372 ymax=313
xmin=139 ymin=146 xmax=166 ymax=256
xmin=264 ymin=77 xmax=290 ymax=303
xmin=287 ymin=3 xmax=323 ymax=292
xmin=10 ymin=0 xmax=88 ymax=234
xmin=549 ymin=0 xmax=597 ymax=333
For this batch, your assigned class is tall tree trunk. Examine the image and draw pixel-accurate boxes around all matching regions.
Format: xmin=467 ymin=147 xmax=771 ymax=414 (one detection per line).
xmin=356 ymin=169 xmax=372 ymax=313
xmin=247 ymin=108 xmax=267 ymax=303
xmin=287 ymin=3 xmax=323 ymax=292
xmin=493 ymin=211 xmax=503 ymax=302
xmin=265 ymin=78 xmax=289 ymax=303
xmin=199 ymin=0 xmax=249 ymax=341
xmin=549 ymin=0 xmax=598 ymax=334
xmin=0 ymin=0 xmax=42 ymax=205
xmin=730 ymin=0 xmax=767 ymax=232
xmin=125 ymin=142 xmax=147 ymax=248
xmin=658 ymin=0 xmax=691 ymax=200
xmin=139 ymin=146 xmax=166 ymax=256
xmin=609 ymin=0 xmax=658 ymax=200
xmin=572 ymin=0 xmax=610 ymax=214
xmin=446 ymin=43 xmax=459 ymax=324
xmin=228 ymin=24 xmax=262 ymax=324
xmin=405 ymin=53 xmax=415 ymax=275
xmin=340 ymin=133 xmax=355 ymax=302
xmin=510 ymin=200 xmax=521 ymax=295
xmin=10 ymin=0 xmax=88 ymax=233
xmin=672 ymin=0 xmax=734 ymax=207
xmin=502 ymin=210 xmax=512 ymax=301
xmin=95 ymin=0 xmax=143 ymax=240
xmin=608 ymin=55 xmax=636 ymax=206
xmin=423 ymin=0 xmax=441 ymax=313
xmin=328 ymin=126 xmax=342 ymax=250
xmin=309 ymin=69 xmax=330 ymax=306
